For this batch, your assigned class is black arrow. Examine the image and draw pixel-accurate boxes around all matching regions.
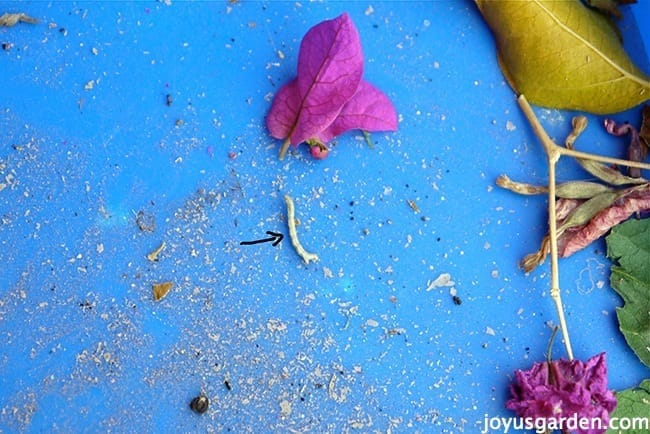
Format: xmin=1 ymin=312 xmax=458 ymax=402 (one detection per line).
xmin=240 ymin=231 xmax=283 ymax=247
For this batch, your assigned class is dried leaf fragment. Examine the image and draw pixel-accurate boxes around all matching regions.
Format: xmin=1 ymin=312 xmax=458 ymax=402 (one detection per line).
xmin=152 ymin=281 xmax=173 ymax=301
xmin=0 ymin=12 xmax=38 ymax=27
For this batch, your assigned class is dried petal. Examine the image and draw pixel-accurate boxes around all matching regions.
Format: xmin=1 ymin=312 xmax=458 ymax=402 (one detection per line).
xmin=604 ymin=118 xmax=647 ymax=178
xmin=640 ymin=105 xmax=650 ymax=147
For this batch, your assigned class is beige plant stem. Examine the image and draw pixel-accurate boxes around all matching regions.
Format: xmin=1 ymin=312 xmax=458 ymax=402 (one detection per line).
xmin=516 ymin=95 xmax=650 ymax=361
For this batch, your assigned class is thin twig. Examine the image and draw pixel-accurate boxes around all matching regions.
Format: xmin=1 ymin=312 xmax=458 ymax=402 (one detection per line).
xmin=559 ymin=147 xmax=650 ymax=171
xmin=517 ymin=95 xmax=574 ymax=360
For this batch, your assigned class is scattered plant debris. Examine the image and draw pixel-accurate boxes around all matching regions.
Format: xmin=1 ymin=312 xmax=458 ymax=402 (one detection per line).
xmin=152 ymin=281 xmax=173 ymax=301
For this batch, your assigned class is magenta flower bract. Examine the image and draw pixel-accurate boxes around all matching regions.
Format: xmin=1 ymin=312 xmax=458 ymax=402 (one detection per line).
xmin=506 ymin=353 xmax=616 ymax=434
xmin=266 ymin=13 xmax=397 ymax=159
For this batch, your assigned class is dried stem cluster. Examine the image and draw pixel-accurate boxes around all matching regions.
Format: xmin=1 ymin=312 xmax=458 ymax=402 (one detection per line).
xmin=515 ymin=95 xmax=650 ymax=360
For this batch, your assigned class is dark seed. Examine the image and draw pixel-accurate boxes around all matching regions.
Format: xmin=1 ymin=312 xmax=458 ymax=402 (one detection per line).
xmin=189 ymin=395 xmax=209 ymax=414
xmin=452 ymin=295 xmax=462 ymax=305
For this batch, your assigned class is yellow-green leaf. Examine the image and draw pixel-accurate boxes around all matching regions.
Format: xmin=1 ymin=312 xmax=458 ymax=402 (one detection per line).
xmin=475 ymin=0 xmax=650 ymax=114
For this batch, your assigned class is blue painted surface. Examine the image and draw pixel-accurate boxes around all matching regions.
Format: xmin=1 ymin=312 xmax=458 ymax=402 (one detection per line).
xmin=1 ymin=1 xmax=649 ymax=433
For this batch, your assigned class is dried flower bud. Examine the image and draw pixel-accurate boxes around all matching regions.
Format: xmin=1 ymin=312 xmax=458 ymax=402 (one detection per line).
xmin=564 ymin=115 xmax=588 ymax=148
xmin=521 ymin=235 xmax=551 ymax=273
xmin=496 ymin=176 xmax=612 ymax=199
xmin=496 ymin=174 xmax=547 ymax=195
xmin=555 ymin=181 xmax=614 ymax=199
xmin=556 ymin=191 xmax=619 ymax=235
xmin=566 ymin=134 xmax=647 ymax=185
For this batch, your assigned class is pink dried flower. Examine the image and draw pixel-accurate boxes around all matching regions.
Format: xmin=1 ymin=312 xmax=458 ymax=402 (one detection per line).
xmin=266 ymin=13 xmax=397 ymax=160
xmin=506 ymin=353 xmax=616 ymax=434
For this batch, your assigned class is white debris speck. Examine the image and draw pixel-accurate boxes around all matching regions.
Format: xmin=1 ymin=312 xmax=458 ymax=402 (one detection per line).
xmin=506 ymin=120 xmax=517 ymax=131
xmin=364 ymin=5 xmax=374 ymax=15
xmin=365 ymin=319 xmax=379 ymax=328
xmin=266 ymin=319 xmax=287 ymax=333
xmin=426 ymin=273 xmax=455 ymax=291
xmin=485 ymin=326 xmax=496 ymax=336
xmin=279 ymin=400 xmax=291 ymax=417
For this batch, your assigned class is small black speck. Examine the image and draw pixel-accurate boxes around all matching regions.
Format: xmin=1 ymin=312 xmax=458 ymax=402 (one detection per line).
xmin=224 ymin=379 xmax=232 ymax=391
xmin=452 ymin=295 xmax=462 ymax=305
